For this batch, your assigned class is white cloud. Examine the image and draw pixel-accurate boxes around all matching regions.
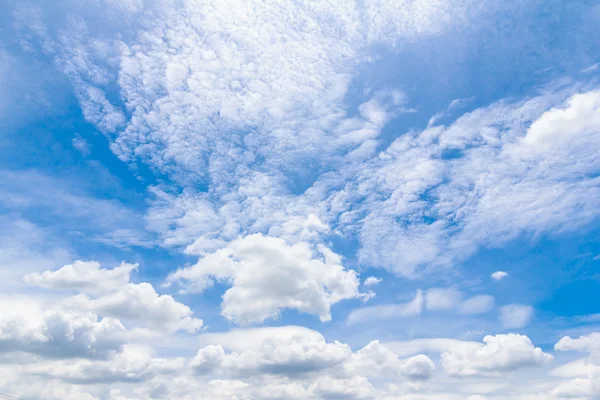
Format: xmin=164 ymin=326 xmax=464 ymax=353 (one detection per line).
xmin=63 ymin=283 xmax=203 ymax=334
xmin=167 ymin=234 xmax=361 ymax=324
xmin=401 ymin=354 xmax=436 ymax=380
xmin=0 ymin=296 xmax=126 ymax=359
xmin=363 ymin=276 xmax=382 ymax=286
xmin=27 ymin=260 xmax=203 ymax=334
xmin=25 ymin=261 xmax=137 ymax=295
xmin=191 ymin=330 xmax=351 ymax=377
xmin=500 ymin=304 xmax=534 ymax=329
xmin=555 ymin=333 xmax=600 ymax=355
xmin=491 ymin=271 xmax=509 ymax=281
xmin=344 ymin=87 xmax=600 ymax=276
xmin=523 ymin=90 xmax=600 ymax=147
xmin=72 ymin=135 xmax=91 ymax=155
xmin=441 ymin=334 xmax=553 ymax=377
xmin=27 ymin=344 xmax=184 ymax=384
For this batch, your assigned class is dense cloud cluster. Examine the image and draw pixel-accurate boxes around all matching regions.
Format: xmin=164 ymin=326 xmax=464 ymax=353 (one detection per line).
xmin=1 ymin=0 xmax=600 ymax=399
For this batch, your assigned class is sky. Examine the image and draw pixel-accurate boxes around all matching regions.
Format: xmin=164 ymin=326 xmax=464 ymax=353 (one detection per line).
xmin=0 ymin=0 xmax=600 ymax=399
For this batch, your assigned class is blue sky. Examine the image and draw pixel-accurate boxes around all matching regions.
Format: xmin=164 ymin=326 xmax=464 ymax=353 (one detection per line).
xmin=1 ymin=0 xmax=600 ymax=399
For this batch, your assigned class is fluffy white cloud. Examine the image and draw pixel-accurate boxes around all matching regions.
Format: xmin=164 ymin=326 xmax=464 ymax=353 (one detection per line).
xmin=26 ymin=261 xmax=203 ymax=334
xmin=523 ymin=90 xmax=600 ymax=147
xmin=25 ymin=261 xmax=137 ymax=295
xmin=167 ymin=234 xmax=361 ymax=324
xmin=555 ymin=333 xmax=600 ymax=356
xmin=0 ymin=296 xmax=126 ymax=359
xmin=64 ymin=283 xmax=203 ymax=334
xmin=441 ymin=334 xmax=553 ymax=377
xmin=346 ymin=339 xmax=435 ymax=381
xmin=500 ymin=304 xmax=534 ymax=329
xmin=363 ymin=276 xmax=382 ymax=286
xmin=27 ymin=344 xmax=184 ymax=384
xmin=191 ymin=330 xmax=351 ymax=377
xmin=549 ymin=336 xmax=600 ymax=400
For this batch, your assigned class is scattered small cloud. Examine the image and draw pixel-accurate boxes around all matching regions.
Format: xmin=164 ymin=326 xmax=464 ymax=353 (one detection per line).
xmin=491 ymin=271 xmax=509 ymax=281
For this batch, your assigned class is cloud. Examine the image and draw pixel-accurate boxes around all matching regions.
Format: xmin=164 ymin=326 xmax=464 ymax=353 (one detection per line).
xmin=27 ymin=344 xmax=184 ymax=384
xmin=347 ymin=289 xmax=423 ymax=325
xmin=385 ymin=338 xmax=482 ymax=358
xmin=500 ymin=304 xmax=534 ymax=329
xmin=345 ymin=86 xmax=600 ymax=276
xmin=63 ymin=283 xmax=203 ymax=334
xmin=0 ymin=170 xmax=151 ymax=249
xmin=28 ymin=260 xmax=203 ymax=333
xmin=425 ymin=288 xmax=463 ymax=311
xmin=441 ymin=334 xmax=553 ymax=377
xmin=491 ymin=271 xmax=509 ymax=281
xmin=555 ymin=333 xmax=600 ymax=367
xmin=167 ymin=234 xmax=361 ymax=324
xmin=523 ymin=90 xmax=600 ymax=147
xmin=549 ymin=335 xmax=600 ymax=400
xmin=458 ymin=295 xmax=495 ymax=315
xmin=25 ymin=261 xmax=137 ymax=295
xmin=191 ymin=331 xmax=351 ymax=377
xmin=0 ymin=296 xmax=126 ymax=359
xmin=72 ymin=135 xmax=91 ymax=155
xmin=363 ymin=276 xmax=382 ymax=286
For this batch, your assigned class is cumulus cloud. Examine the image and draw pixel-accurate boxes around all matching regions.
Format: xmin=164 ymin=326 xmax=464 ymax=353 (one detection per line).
xmin=441 ymin=334 xmax=553 ymax=377
xmin=0 ymin=296 xmax=126 ymax=359
xmin=523 ymin=90 xmax=600 ymax=147
xmin=191 ymin=331 xmax=351 ymax=377
xmin=25 ymin=261 xmax=137 ymax=295
xmin=27 ymin=344 xmax=184 ymax=384
xmin=167 ymin=234 xmax=361 ymax=324
xmin=27 ymin=261 xmax=203 ymax=333
xmin=363 ymin=276 xmax=382 ymax=286
xmin=63 ymin=283 xmax=203 ymax=334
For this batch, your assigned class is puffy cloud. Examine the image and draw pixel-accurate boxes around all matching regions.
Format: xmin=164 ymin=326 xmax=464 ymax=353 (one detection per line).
xmin=555 ymin=333 xmax=600 ymax=356
xmin=523 ymin=90 xmax=600 ymax=147
xmin=167 ymin=234 xmax=361 ymax=324
xmin=27 ymin=261 xmax=203 ymax=333
xmin=401 ymin=354 xmax=436 ymax=380
xmin=63 ymin=283 xmax=203 ymax=333
xmin=191 ymin=330 xmax=351 ymax=377
xmin=363 ymin=276 xmax=382 ymax=287
xmin=0 ymin=296 xmax=126 ymax=359
xmin=27 ymin=344 xmax=184 ymax=384
xmin=24 ymin=261 xmax=137 ymax=295
xmin=441 ymin=334 xmax=553 ymax=377
xmin=500 ymin=304 xmax=534 ymax=329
